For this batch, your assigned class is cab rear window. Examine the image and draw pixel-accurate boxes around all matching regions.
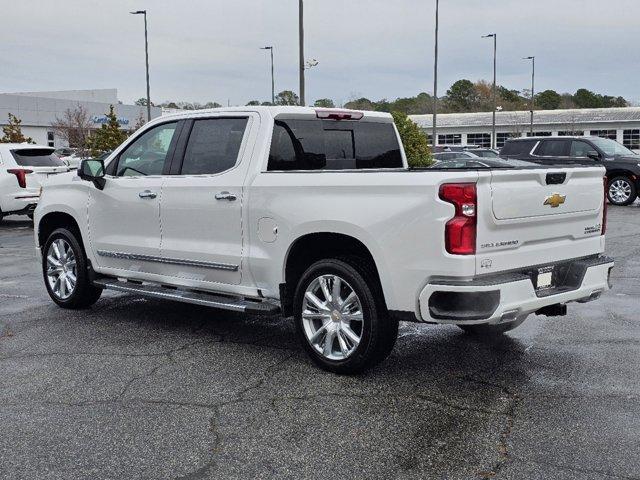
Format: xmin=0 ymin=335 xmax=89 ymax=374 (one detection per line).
xmin=11 ymin=149 xmax=65 ymax=167
xmin=268 ymin=119 xmax=403 ymax=171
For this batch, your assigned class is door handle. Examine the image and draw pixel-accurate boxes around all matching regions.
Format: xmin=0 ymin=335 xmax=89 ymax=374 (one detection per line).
xmin=215 ymin=191 xmax=237 ymax=201
xmin=138 ymin=190 xmax=157 ymax=199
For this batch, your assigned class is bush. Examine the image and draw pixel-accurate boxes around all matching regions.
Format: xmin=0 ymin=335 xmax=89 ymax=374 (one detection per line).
xmin=391 ymin=111 xmax=432 ymax=167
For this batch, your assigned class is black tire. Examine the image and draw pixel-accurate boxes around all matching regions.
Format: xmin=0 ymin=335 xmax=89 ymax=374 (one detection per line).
xmin=457 ymin=318 xmax=526 ymax=336
xmin=42 ymin=227 xmax=102 ymax=309
xmin=607 ymin=176 xmax=637 ymax=206
xmin=293 ymin=257 xmax=398 ymax=374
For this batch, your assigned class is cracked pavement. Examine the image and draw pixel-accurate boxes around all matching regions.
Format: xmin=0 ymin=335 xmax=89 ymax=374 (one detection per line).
xmin=1 ymin=204 xmax=639 ymax=480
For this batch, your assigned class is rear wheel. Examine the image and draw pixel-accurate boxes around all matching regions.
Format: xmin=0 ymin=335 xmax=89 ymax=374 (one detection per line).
xmin=457 ymin=318 xmax=526 ymax=336
xmin=607 ymin=176 xmax=637 ymax=206
xmin=293 ymin=258 xmax=398 ymax=374
xmin=42 ymin=227 xmax=102 ymax=309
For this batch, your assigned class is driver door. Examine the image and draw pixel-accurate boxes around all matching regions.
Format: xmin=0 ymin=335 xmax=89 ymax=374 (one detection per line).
xmin=88 ymin=121 xmax=182 ymax=275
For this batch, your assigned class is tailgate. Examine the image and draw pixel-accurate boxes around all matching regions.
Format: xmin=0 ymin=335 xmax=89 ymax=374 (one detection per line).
xmin=476 ymin=167 xmax=606 ymax=274
xmin=26 ymin=166 xmax=70 ymax=189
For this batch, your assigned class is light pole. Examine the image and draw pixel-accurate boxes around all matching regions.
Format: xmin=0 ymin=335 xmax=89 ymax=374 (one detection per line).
xmin=523 ymin=56 xmax=535 ymax=135
xmin=432 ymin=0 xmax=439 ymax=147
xmin=261 ymin=46 xmax=275 ymax=105
xmin=131 ymin=10 xmax=151 ymax=121
xmin=299 ymin=0 xmax=305 ymax=106
xmin=482 ymin=34 xmax=497 ymax=149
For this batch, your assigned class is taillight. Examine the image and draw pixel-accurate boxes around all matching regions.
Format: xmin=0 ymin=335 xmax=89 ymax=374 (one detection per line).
xmin=315 ymin=109 xmax=364 ymax=120
xmin=7 ymin=169 xmax=33 ymax=189
xmin=439 ymin=183 xmax=477 ymax=255
xmin=602 ymin=176 xmax=608 ymax=235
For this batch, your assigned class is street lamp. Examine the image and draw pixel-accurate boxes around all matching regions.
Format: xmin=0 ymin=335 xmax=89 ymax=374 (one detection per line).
xmin=260 ymin=46 xmax=275 ymax=105
xmin=523 ymin=56 xmax=535 ymax=135
xmin=130 ymin=10 xmax=151 ymax=121
xmin=482 ymin=33 xmax=497 ymax=149
xmin=299 ymin=0 xmax=305 ymax=106
xmin=432 ymin=0 xmax=439 ymax=147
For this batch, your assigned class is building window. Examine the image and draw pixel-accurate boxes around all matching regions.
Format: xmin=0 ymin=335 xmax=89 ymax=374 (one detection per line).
xmin=590 ymin=130 xmax=617 ymax=140
xmin=426 ymin=134 xmax=433 ymax=146
xmin=47 ymin=131 xmax=55 ymax=147
xmin=438 ymin=134 xmax=461 ymax=145
xmin=467 ymin=133 xmax=491 ymax=148
xmin=623 ymin=130 xmax=640 ymax=150
xmin=526 ymin=131 xmax=552 ymax=137
xmin=497 ymin=132 xmax=518 ymax=148
xmin=558 ymin=131 xmax=584 ymax=136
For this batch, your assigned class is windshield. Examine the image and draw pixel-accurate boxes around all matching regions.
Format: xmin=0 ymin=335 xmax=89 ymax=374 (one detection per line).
xmin=590 ymin=137 xmax=636 ymax=156
xmin=11 ymin=149 xmax=65 ymax=167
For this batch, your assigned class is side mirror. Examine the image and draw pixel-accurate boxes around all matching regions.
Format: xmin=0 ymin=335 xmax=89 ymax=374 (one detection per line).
xmin=587 ymin=150 xmax=601 ymax=161
xmin=78 ymin=159 xmax=106 ymax=190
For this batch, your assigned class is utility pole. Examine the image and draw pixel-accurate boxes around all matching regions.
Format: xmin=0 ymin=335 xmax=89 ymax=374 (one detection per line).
xmin=261 ymin=46 xmax=275 ymax=104
xmin=299 ymin=0 xmax=305 ymax=106
xmin=524 ymin=56 xmax=535 ymax=134
xmin=432 ymin=0 xmax=439 ymax=148
xmin=483 ymin=33 xmax=497 ymax=149
xmin=131 ymin=10 xmax=151 ymax=121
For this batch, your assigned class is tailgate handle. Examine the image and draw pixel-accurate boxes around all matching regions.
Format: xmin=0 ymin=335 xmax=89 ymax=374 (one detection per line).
xmin=546 ymin=173 xmax=566 ymax=185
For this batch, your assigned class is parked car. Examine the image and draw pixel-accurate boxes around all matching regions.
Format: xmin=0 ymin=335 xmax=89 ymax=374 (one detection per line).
xmin=432 ymin=151 xmax=480 ymax=161
xmin=0 ymin=144 xmax=69 ymax=223
xmin=34 ymin=107 xmax=613 ymax=373
xmin=468 ymin=148 xmax=500 ymax=158
xmin=500 ymin=136 xmax=640 ymax=206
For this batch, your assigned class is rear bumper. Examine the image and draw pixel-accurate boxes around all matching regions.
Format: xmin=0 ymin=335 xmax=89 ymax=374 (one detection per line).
xmin=419 ymin=255 xmax=614 ymax=324
xmin=1 ymin=191 xmax=40 ymax=215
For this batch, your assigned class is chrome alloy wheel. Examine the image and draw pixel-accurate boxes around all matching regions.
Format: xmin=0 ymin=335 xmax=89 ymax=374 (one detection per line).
xmin=609 ymin=179 xmax=632 ymax=204
xmin=301 ymin=274 xmax=364 ymax=361
xmin=46 ymin=238 xmax=77 ymax=300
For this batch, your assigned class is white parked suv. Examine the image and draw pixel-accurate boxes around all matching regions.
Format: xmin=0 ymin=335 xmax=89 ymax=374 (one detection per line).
xmin=0 ymin=144 xmax=69 ymax=223
xmin=34 ymin=107 xmax=614 ymax=373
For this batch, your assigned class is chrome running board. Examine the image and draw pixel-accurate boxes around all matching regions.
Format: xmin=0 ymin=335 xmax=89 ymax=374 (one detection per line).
xmin=94 ymin=279 xmax=280 ymax=315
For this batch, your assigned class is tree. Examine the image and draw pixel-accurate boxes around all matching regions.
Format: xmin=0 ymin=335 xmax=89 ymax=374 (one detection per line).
xmin=391 ymin=111 xmax=432 ymax=168
xmin=573 ymin=88 xmax=604 ymax=108
xmin=344 ymin=97 xmax=376 ymax=111
xmin=50 ymin=105 xmax=92 ymax=152
xmin=135 ymin=98 xmax=154 ymax=106
xmin=536 ymin=90 xmax=562 ymax=110
xmin=314 ymin=98 xmax=335 ymax=108
xmin=246 ymin=100 xmax=261 ymax=106
xmin=445 ymin=79 xmax=478 ymax=112
xmin=1 ymin=113 xmax=34 ymax=143
xmin=275 ymin=90 xmax=300 ymax=106
xmin=131 ymin=111 xmax=146 ymax=133
xmin=86 ymin=105 xmax=129 ymax=156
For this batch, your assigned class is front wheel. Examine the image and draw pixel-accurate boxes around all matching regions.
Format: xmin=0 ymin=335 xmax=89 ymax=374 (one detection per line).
xmin=42 ymin=227 xmax=102 ymax=309
xmin=293 ymin=258 xmax=398 ymax=374
xmin=607 ymin=176 xmax=637 ymax=206
xmin=457 ymin=318 xmax=526 ymax=336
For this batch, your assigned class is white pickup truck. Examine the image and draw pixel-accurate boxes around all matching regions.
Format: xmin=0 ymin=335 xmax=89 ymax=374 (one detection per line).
xmin=34 ymin=107 xmax=614 ymax=373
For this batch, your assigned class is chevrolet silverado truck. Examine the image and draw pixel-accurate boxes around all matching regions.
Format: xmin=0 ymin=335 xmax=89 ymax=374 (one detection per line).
xmin=34 ymin=107 xmax=614 ymax=373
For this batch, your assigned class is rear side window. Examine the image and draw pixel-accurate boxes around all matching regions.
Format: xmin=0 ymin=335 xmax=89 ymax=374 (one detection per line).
xmin=534 ymin=140 xmax=570 ymax=157
xmin=500 ymin=140 xmax=537 ymax=157
xmin=11 ymin=149 xmax=64 ymax=167
xmin=268 ymin=119 xmax=403 ymax=171
xmin=181 ymin=118 xmax=248 ymax=175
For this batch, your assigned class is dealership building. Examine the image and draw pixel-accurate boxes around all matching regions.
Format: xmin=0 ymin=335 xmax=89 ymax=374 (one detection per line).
xmin=0 ymin=89 xmax=161 ymax=147
xmin=410 ymin=107 xmax=640 ymax=150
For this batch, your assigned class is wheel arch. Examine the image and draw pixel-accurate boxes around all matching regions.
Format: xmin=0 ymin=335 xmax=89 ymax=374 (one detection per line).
xmin=280 ymin=231 xmax=388 ymax=317
xmin=38 ymin=211 xmax=85 ymax=253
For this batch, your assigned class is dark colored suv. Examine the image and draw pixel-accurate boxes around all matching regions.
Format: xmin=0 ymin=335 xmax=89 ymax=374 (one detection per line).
xmin=500 ymin=136 xmax=640 ymax=206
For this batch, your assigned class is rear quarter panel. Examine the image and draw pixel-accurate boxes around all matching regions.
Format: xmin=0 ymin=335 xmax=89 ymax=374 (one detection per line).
xmin=246 ymin=170 xmax=479 ymax=312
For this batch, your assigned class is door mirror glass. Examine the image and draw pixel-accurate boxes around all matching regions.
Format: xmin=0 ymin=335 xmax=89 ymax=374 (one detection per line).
xmin=78 ymin=159 xmax=106 ymax=189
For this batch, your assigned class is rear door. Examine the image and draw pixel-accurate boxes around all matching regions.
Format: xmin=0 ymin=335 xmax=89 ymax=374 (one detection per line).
xmin=159 ymin=114 xmax=257 ymax=286
xmin=476 ymin=166 xmax=606 ymax=274
xmin=88 ymin=121 xmax=181 ymax=274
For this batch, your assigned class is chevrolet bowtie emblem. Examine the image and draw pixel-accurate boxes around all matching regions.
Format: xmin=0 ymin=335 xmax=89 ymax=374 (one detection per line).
xmin=544 ymin=193 xmax=566 ymax=208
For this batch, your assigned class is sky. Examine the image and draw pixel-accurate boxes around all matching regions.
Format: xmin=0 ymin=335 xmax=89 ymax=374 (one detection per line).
xmin=1 ymin=0 xmax=639 ymax=106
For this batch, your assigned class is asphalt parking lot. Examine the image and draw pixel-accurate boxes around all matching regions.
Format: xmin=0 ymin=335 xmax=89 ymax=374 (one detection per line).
xmin=1 ymin=205 xmax=639 ymax=480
